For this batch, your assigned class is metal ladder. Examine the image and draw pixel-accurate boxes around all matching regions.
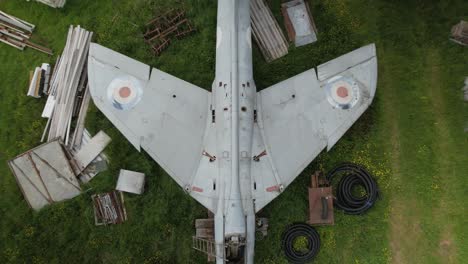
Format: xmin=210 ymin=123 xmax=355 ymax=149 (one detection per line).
xmin=192 ymin=236 xmax=224 ymax=260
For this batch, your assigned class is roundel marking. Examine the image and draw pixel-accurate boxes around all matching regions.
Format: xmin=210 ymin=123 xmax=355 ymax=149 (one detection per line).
xmin=119 ymin=86 xmax=131 ymax=98
xmin=325 ymin=76 xmax=360 ymax=109
xmin=336 ymin=86 xmax=349 ymax=98
xmin=107 ymin=75 xmax=143 ymax=110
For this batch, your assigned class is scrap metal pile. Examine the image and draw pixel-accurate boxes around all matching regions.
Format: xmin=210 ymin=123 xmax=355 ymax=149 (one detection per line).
xmin=0 ymin=10 xmax=52 ymax=55
xmin=7 ymin=25 xmax=117 ymax=212
xmin=41 ymin=25 xmax=93 ymax=147
xmin=92 ymin=191 xmax=128 ymax=225
xmin=8 ymin=23 xmax=149 ymax=227
xmin=8 ymin=131 xmax=111 ymax=211
xmin=143 ymin=9 xmax=196 ymax=56
xmin=91 ymin=169 xmax=145 ymax=226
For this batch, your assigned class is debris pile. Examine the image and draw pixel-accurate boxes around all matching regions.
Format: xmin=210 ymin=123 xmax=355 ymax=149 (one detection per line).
xmin=73 ymin=129 xmax=109 ymax=183
xmin=71 ymin=130 xmax=111 ymax=174
xmin=281 ymin=0 xmax=318 ymax=47
xmin=143 ymin=9 xmax=196 ymax=56
xmin=8 ymin=129 xmax=110 ymax=211
xmin=250 ymin=0 xmax=289 ymax=62
xmin=450 ymin=20 xmax=468 ymax=46
xmin=0 ymin=10 xmax=52 ymax=55
xmin=27 ymin=63 xmax=51 ymax=98
xmin=31 ymin=0 xmax=66 ymax=8
xmin=92 ymin=191 xmax=128 ymax=225
xmin=41 ymin=25 xmax=93 ymax=146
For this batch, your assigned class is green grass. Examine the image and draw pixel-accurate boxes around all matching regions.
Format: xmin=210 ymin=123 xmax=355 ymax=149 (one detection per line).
xmin=0 ymin=0 xmax=467 ymax=263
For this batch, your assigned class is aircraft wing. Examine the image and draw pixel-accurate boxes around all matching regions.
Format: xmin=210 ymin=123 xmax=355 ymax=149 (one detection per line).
xmin=252 ymin=44 xmax=377 ymax=212
xmin=88 ymin=44 xmax=217 ymax=211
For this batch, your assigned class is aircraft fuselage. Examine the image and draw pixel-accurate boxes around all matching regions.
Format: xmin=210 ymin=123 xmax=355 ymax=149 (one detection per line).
xmin=212 ymin=0 xmax=256 ymax=263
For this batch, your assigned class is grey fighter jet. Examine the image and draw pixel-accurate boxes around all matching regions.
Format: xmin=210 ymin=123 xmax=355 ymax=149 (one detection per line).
xmin=87 ymin=0 xmax=377 ymax=263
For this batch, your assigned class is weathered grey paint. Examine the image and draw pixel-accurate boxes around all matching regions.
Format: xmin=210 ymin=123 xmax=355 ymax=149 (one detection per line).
xmin=87 ymin=0 xmax=377 ymax=262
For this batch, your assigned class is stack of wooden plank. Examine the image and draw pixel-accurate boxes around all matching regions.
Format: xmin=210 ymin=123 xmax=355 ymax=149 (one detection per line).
xmin=92 ymin=191 xmax=128 ymax=226
xmin=33 ymin=0 xmax=66 ymax=8
xmin=27 ymin=63 xmax=51 ymax=98
xmin=250 ymin=0 xmax=289 ymax=62
xmin=42 ymin=25 xmax=93 ymax=146
xmin=0 ymin=10 xmax=52 ymax=55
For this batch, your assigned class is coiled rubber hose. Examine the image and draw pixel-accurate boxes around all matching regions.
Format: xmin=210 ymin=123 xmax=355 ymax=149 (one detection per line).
xmin=326 ymin=163 xmax=379 ymax=215
xmin=281 ymin=223 xmax=320 ymax=263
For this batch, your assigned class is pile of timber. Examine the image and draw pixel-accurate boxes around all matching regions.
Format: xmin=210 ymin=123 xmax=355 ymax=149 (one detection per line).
xmin=451 ymin=20 xmax=468 ymax=46
xmin=92 ymin=191 xmax=128 ymax=226
xmin=32 ymin=0 xmax=66 ymax=8
xmin=27 ymin=63 xmax=51 ymax=98
xmin=144 ymin=9 xmax=196 ymax=56
xmin=41 ymin=25 xmax=93 ymax=147
xmin=250 ymin=0 xmax=289 ymax=62
xmin=0 ymin=10 xmax=52 ymax=55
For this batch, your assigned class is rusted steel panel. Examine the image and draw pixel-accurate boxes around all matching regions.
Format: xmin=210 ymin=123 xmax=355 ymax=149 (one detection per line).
xmin=281 ymin=0 xmax=318 ymax=47
xmin=8 ymin=139 xmax=81 ymax=211
xmin=308 ymin=172 xmax=334 ymax=225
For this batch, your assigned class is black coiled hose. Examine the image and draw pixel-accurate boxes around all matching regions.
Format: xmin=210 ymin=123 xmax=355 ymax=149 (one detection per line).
xmin=281 ymin=223 xmax=320 ymax=263
xmin=326 ymin=163 xmax=379 ymax=215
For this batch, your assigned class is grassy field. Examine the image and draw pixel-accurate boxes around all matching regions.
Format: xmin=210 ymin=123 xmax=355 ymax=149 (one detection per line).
xmin=0 ymin=0 xmax=467 ymax=263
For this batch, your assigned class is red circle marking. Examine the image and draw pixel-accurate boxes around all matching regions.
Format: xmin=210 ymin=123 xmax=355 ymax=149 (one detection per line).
xmin=119 ymin=87 xmax=131 ymax=98
xmin=337 ymin=86 xmax=349 ymax=98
